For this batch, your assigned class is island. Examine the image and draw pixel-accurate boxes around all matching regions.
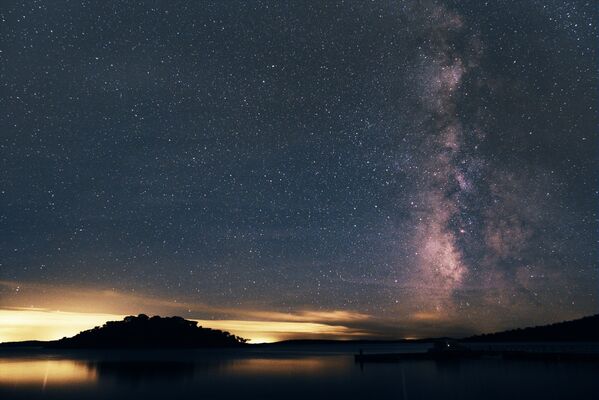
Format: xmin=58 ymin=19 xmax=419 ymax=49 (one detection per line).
xmin=46 ymin=314 xmax=247 ymax=348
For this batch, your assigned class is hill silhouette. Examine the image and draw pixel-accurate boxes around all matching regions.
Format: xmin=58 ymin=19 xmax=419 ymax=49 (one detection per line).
xmin=49 ymin=314 xmax=247 ymax=348
xmin=464 ymin=314 xmax=599 ymax=342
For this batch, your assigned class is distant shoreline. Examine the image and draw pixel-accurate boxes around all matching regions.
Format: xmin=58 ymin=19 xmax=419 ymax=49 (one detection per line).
xmin=2 ymin=314 xmax=597 ymax=349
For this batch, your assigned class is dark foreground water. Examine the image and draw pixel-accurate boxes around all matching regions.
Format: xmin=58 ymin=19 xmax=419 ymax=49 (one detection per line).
xmin=0 ymin=343 xmax=598 ymax=400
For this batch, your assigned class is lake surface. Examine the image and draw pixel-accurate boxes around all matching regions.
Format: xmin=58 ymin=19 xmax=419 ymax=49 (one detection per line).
xmin=0 ymin=343 xmax=597 ymax=399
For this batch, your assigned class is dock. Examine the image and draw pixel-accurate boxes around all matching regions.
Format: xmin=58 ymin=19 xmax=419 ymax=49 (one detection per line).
xmin=354 ymin=340 xmax=599 ymax=363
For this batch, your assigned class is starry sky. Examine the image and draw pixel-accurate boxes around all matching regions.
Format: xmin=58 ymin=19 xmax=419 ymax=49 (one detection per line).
xmin=0 ymin=0 xmax=597 ymax=342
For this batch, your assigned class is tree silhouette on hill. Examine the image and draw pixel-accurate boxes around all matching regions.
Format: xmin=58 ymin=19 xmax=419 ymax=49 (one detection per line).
xmin=464 ymin=314 xmax=599 ymax=342
xmin=51 ymin=314 xmax=247 ymax=348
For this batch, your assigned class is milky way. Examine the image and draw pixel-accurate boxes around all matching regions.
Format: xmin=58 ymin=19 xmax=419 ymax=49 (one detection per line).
xmin=0 ymin=1 xmax=597 ymax=340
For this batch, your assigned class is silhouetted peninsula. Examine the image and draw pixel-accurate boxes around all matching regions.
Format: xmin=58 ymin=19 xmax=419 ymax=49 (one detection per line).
xmin=464 ymin=314 xmax=599 ymax=342
xmin=50 ymin=314 xmax=247 ymax=348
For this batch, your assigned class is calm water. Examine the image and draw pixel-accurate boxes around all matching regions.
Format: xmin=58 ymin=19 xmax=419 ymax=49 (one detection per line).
xmin=0 ymin=343 xmax=597 ymax=400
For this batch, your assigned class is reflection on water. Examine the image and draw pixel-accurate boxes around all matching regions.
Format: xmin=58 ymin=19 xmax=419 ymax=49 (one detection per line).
xmin=0 ymin=345 xmax=598 ymax=399
xmin=83 ymin=356 xmax=342 ymax=384
xmin=87 ymin=360 xmax=195 ymax=383
xmin=0 ymin=359 xmax=96 ymax=387
xmin=226 ymin=356 xmax=345 ymax=375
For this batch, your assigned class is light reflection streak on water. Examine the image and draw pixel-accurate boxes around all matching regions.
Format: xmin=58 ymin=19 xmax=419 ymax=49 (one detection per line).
xmin=223 ymin=356 xmax=347 ymax=376
xmin=0 ymin=359 xmax=96 ymax=388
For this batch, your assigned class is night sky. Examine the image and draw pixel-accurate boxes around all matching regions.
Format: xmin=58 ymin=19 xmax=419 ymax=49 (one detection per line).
xmin=0 ymin=1 xmax=597 ymax=342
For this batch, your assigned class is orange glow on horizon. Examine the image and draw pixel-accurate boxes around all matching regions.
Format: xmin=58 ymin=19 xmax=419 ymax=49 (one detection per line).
xmin=0 ymin=308 xmax=373 ymax=344
xmin=0 ymin=280 xmax=377 ymax=343
xmin=194 ymin=319 xmax=369 ymax=343
xmin=0 ymin=309 xmax=125 ymax=343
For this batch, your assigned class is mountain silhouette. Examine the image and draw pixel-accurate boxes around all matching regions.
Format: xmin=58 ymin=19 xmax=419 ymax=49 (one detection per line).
xmin=464 ymin=314 xmax=599 ymax=342
xmin=49 ymin=314 xmax=247 ymax=348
